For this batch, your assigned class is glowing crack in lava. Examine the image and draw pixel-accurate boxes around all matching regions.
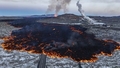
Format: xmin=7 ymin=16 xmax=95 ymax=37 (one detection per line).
xmin=1 ymin=22 xmax=120 ymax=62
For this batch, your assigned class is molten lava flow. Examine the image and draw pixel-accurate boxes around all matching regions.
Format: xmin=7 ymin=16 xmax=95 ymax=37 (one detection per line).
xmin=1 ymin=22 xmax=120 ymax=63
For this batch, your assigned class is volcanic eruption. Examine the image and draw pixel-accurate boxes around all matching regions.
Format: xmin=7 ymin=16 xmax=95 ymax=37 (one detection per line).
xmin=1 ymin=20 xmax=120 ymax=62
xmin=46 ymin=0 xmax=71 ymax=17
xmin=1 ymin=0 xmax=120 ymax=63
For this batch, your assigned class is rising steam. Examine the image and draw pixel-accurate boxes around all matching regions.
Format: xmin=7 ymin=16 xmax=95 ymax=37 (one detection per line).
xmin=76 ymin=0 xmax=97 ymax=24
xmin=46 ymin=0 xmax=71 ymax=16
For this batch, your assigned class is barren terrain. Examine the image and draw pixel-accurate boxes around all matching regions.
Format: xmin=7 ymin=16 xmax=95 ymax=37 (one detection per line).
xmin=0 ymin=14 xmax=120 ymax=68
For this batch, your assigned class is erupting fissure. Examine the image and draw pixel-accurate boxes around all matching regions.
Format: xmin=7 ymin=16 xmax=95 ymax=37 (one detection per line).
xmin=1 ymin=21 xmax=120 ymax=62
xmin=46 ymin=0 xmax=71 ymax=17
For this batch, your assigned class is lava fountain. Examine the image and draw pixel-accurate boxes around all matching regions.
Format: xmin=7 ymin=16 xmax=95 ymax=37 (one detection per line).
xmin=1 ymin=21 xmax=120 ymax=62
xmin=54 ymin=14 xmax=58 ymax=17
xmin=46 ymin=0 xmax=71 ymax=17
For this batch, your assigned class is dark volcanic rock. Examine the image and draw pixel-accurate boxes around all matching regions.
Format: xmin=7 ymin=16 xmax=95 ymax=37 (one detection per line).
xmin=2 ymin=21 xmax=120 ymax=62
xmin=0 ymin=14 xmax=120 ymax=68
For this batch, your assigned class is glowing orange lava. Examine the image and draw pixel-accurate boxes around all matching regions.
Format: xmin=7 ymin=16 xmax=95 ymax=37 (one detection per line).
xmin=54 ymin=14 xmax=58 ymax=17
xmin=1 ymin=23 xmax=120 ymax=63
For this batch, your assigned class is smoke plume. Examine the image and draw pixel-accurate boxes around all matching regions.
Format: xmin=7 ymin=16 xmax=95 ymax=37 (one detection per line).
xmin=46 ymin=0 xmax=71 ymax=16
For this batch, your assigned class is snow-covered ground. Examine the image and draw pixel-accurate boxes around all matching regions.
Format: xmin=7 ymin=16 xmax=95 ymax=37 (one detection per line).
xmin=0 ymin=22 xmax=120 ymax=68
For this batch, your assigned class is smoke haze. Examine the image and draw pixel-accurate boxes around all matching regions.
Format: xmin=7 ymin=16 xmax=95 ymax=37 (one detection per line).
xmin=46 ymin=0 xmax=71 ymax=15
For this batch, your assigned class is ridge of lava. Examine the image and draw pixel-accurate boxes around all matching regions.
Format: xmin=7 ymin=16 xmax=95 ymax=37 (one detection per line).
xmin=1 ymin=20 xmax=120 ymax=62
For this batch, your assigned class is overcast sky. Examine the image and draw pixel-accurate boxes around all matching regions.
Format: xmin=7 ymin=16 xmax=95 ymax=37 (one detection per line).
xmin=0 ymin=0 xmax=120 ymax=16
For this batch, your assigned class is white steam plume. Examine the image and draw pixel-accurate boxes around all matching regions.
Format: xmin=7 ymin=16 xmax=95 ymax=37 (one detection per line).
xmin=46 ymin=0 xmax=71 ymax=16
xmin=76 ymin=0 xmax=105 ymax=25
xmin=76 ymin=0 xmax=96 ymax=24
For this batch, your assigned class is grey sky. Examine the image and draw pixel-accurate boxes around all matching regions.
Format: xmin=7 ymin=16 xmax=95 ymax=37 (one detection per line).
xmin=0 ymin=0 xmax=120 ymax=16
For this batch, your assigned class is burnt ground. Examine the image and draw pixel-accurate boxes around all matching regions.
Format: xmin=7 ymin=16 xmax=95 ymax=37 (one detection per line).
xmin=0 ymin=14 xmax=120 ymax=68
